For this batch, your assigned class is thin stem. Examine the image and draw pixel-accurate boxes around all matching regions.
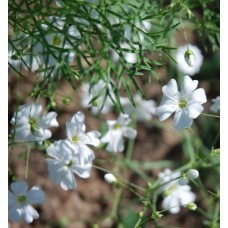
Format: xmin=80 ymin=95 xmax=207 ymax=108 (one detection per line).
xmin=179 ymin=12 xmax=189 ymax=48
xmin=25 ymin=145 xmax=31 ymax=180
xmin=201 ymin=113 xmax=220 ymax=118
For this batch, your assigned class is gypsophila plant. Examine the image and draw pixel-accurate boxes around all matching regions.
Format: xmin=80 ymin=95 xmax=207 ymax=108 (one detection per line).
xmin=9 ymin=0 xmax=220 ymax=227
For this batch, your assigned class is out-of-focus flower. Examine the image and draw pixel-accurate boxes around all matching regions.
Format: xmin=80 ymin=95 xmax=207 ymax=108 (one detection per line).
xmin=81 ymin=80 xmax=114 ymax=114
xmin=46 ymin=140 xmax=93 ymax=190
xmin=104 ymin=173 xmax=117 ymax=184
xmin=176 ymin=44 xmax=203 ymax=76
xmin=210 ymin=96 xmax=220 ymax=113
xmin=120 ymin=94 xmax=156 ymax=122
xmin=101 ymin=113 xmax=137 ymax=152
xmin=11 ymin=103 xmax=58 ymax=142
xmin=158 ymin=169 xmax=196 ymax=214
xmin=8 ymin=180 xmax=45 ymax=223
xmin=156 ymin=75 xmax=207 ymax=130
xmin=186 ymin=169 xmax=199 ymax=180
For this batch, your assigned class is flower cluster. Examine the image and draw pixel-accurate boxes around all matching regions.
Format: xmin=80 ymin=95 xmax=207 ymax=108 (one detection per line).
xmin=46 ymin=111 xmax=101 ymax=190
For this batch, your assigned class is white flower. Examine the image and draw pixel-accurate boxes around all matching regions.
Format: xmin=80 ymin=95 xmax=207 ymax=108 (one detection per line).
xmin=176 ymin=44 xmax=203 ymax=76
xmin=104 ymin=173 xmax=117 ymax=184
xmin=156 ymin=75 xmax=207 ymax=130
xmin=210 ymin=96 xmax=220 ymax=113
xmin=8 ymin=180 xmax=45 ymax=223
xmin=187 ymin=169 xmax=199 ymax=180
xmin=65 ymin=111 xmax=100 ymax=164
xmin=120 ymin=94 xmax=156 ymax=122
xmin=101 ymin=113 xmax=137 ymax=152
xmin=11 ymin=103 xmax=59 ymax=142
xmin=81 ymin=80 xmax=114 ymax=114
xmin=158 ymin=169 xmax=196 ymax=214
xmin=46 ymin=140 xmax=93 ymax=190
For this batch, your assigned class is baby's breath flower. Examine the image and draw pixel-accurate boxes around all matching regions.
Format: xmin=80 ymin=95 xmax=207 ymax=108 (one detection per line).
xmin=156 ymin=75 xmax=207 ymax=130
xmin=158 ymin=169 xmax=196 ymax=214
xmin=8 ymin=181 xmax=45 ymax=223
xmin=210 ymin=96 xmax=220 ymax=113
xmin=11 ymin=103 xmax=58 ymax=142
xmin=101 ymin=113 xmax=137 ymax=152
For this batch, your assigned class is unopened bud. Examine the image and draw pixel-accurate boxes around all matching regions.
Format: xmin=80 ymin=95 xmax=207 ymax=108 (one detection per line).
xmin=187 ymin=169 xmax=199 ymax=180
xmin=184 ymin=49 xmax=195 ymax=67
xmin=62 ymin=97 xmax=71 ymax=105
xmin=151 ymin=211 xmax=163 ymax=221
xmin=186 ymin=202 xmax=197 ymax=211
xmin=104 ymin=173 xmax=117 ymax=184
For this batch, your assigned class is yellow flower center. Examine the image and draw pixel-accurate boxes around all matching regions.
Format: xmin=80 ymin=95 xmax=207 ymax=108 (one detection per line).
xmin=17 ymin=194 xmax=27 ymax=203
xmin=179 ymin=99 xmax=187 ymax=109
xmin=66 ymin=160 xmax=73 ymax=168
xmin=114 ymin=124 xmax=121 ymax=130
xmin=71 ymin=135 xmax=79 ymax=143
xmin=29 ymin=117 xmax=38 ymax=133
xmin=52 ymin=35 xmax=62 ymax=46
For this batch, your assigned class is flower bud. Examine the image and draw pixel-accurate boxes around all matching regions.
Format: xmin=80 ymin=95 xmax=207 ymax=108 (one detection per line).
xmin=62 ymin=97 xmax=71 ymax=105
xmin=184 ymin=49 xmax=195 ymax=67
xmin=186 ymin=202 xmax=197 ymax=211
xmin=104 ymin=173 xmax=117 ymax=184
xmin=151 ymin=211 xmax=163 ymax=221
xmin=187 ymin=169 xmax=199 ymax=180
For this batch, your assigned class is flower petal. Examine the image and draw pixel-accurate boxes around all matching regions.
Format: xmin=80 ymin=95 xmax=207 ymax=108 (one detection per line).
xmin=27 ymin=186 xmax=45 ymax=204
xmin=181 ymin=75 xmax=198 ymax=96
xmin=162 ymin=79 xmax=178 ymax=99
xmin=156 ymin=104 xmax=175 ymax=121
xmin=40 ymin=112 xmax=59 ymax=128
xmin=186 ymin=103 xmax=204 ymax=119
xmin=11 ymin=181 xmax=28 ymax=195
xmin=173 ymin=110 xmax=193 ymax=130
xmin=23 ymin=205 xmax=39 ymax=224
xmin=190 ymin=88 xmax=207 ymax=104
xmin=60 ymin=170 xmax=76 ymax=190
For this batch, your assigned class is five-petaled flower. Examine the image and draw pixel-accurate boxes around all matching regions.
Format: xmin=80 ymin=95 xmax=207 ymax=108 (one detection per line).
xmin=8 ymin=180 xmax=45 ymax=223
xmin=156 ymin=75 xmax=207 ymax=130
xmin=11 ymin=103 xmax=59 ymax=142
xmin=101 ymin=113 xmax=137 ymax=152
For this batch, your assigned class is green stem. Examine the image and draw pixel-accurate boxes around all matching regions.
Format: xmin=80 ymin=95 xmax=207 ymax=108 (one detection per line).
xmin=201 ymin=113 xmax=220 ymax=118
xmin=25 ymin=145 xmax=31 ymax=180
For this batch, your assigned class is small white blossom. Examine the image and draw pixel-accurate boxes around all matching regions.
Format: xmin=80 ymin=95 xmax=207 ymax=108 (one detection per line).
xmin=81 ymin=80 xmax=114 ymax=114
xmin=65 ymin=111 xmax=100 ymax=164
xmin=156 ymin=75 xmax=207 ymax=130
xmin=210 ymin=96 xmax=220 ymax=113
xmin=187 ymin=169 xmax=199 ymax=180
xmin=101 ymin=113 xmax=137 ymax=152
xmin=104 ymin=173 xmax=117 ymax=184
xmin=176 ymin=44 xmax=203 ymax=76
xmin=8 ymin=180 xmax=45 ymax=223
xmin=11 ymin=103 xmax=59 ymax=142
xmin=158 ymin=169 xmax=196 ymax=214
xmin=46 ymin=140 xmax=93 ymax=190
xmin=120 ymin=94 xmax=156 ymax=122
